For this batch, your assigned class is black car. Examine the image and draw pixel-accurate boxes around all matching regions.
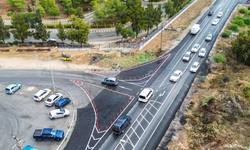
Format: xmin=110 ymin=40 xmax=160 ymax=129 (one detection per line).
xmin=112 ymin=115 xmax=131 ymax=135
xmin=208 ymin=11 xmax=214 ymax=16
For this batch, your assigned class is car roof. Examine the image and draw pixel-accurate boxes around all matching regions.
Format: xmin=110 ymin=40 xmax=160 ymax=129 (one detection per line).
xmin=56 ymin=98 xmax=69 ymax=103
xmin=174 ymin=70 xmax=182 ymax=74
xmin=23 ymin=145 xmax=39 ymax=150
xmin=49 ymin=93 xmax=61 ymax=99
xmin=194 ymin=44 xmax=199 ymax=46
xmin=186 ymin=51 xmax=191 ymax=55
xmin=106 ymin=77 xmax=116 ymax=80
xmin=50 ymin=109 xmax=64 ymax=113
xmin=193 ymin=62 xmax=199 ymax=66
xmin=140 ymin=88 xmax=152 ymax=96
xmin=115 ymin=118 xmax=127 ymax=126
xmin=35 ymin=89 xmax=47 ymax=95
xmin=43 ymin=128 xmax=53 ymax=133
xmin=6 ymin=84 xmax=17 ymax=88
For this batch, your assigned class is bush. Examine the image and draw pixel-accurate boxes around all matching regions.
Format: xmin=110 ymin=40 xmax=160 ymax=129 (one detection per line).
xmin=28 ymin=41 xmax=33 ymax=44
xmin=228 ymin=24 xmax=239 ymax=32
xmin=248 ymin=6 xmax=250 ymax=10
xmin=232 ymin=17 xmax=246 ymax=27
xmin=214 ymin=53 xmax=226 ymax=63
xmin=13 ymin=41 xmax=19 ymax=44
xmin=221 ymin=30 xmax=231 ymax=37
xmin=239 ymin=8 xmax=248 ymax=14
xmin=198 ymin=95 xmax=216 ymax=107
xmin=244 ymin=17 xmax=250 ymax=24
xmin=0 ymin=41 xmax=3 ymax=44
xmin=242 ymin=85 xmax=250 ymax=101
xmin=5 ymin=25 xmax=13 ymax=28
xmin=44 ymin=24 xmax=55 ymax=28
xmin=90 ymin=24 xmax=113 ymax=28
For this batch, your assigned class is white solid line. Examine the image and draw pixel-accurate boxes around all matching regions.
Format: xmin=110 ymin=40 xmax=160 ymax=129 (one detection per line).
xmin=140 ymin=114 xmax=150 ymax=124
xmin=119 ymin=86 xmax=132 ymax=91
xmin=131 ymin=128 xmax=140 ymax=139
xmin=147 ymin=102 xmax=159 ymax=111
xmin=143 ymin=108 xmax=154 ymax=117
xmin=136 ymin=120 xmax=145 ymax=131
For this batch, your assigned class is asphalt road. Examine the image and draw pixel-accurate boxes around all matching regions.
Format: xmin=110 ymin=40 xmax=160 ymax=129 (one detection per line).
xmin=99 ymin=0 xmax=239 ymax=149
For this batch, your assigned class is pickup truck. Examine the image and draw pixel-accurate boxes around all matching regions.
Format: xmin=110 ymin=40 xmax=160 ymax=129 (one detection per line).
xmin=33 ymin=128 xmax=64 ymax=142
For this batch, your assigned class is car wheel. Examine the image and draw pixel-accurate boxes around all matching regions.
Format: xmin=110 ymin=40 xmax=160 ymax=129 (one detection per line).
xmin=51 ymin=117 xmax=55 ymax=120
xmin=64 ymin=115 xmax=68 ymax=117
xmin=55 ymin=138 xmax=60 ymax=142
xmin=37 ymin=138 xmax=42 ymax=142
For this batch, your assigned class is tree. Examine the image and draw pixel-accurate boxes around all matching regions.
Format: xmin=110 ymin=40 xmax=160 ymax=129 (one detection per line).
xmin=7 ymin=0 xmax=26 ymax=11
xmin=38 ymin=0 xmax=46 ymax=9
xmin=145 ymin=3 xmax=154 ymax=35
xmin=163 ymin=0 xmax=174 ymax=18
xmin=154 ymin=4 xmax=163 ymax=28
xmin=68 ymin=14 xmax=90 ymax=44
xmin=115 ymin=23 xmax=135 ymax=42
xmin=27 ymin=3 xmax=32 ymax=12
xmin=56 ymin=22 xmax=67 ymax=42
xmin=0 ymin=16 xmax=10 ymax=43
xmin=75 ymin=7 xmax=84 ymax=18
xmin=30 ymin=0 xmax=36 ymax=6
xmin=33 ymin=23 xmax=51 ymax=42
xmin=38 ymin=5 xmax=46 ymax=16
xmin=67 ymin=29 xmax=75 ymax=43
xmin=19 ymin=12 xmax=38 ymax=27
xmin=103 ymin=0 xmax=116 ymax=21
xmin=116 ymin=3 xmax=129 ymax=24
xmin=10 ymin=12 xmax=31 ymax=43
xmin=231 ymin=30 xmax=250 ymax=66
xmin=7 ymin=11 xmax=13 ymax=17
xmin=127 ymin=2 xmax=147 ymax=38
xmin=93 ymin=3 xmax=106 ymax=23
xmin=49 ymin=6 xmax=60 ymax=18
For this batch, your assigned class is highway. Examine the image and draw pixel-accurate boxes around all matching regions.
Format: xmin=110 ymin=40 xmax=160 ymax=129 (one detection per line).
xmin=98 ymin=0 xmax=238 ymax=149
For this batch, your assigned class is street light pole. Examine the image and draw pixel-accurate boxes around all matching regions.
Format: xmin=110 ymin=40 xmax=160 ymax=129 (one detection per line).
xmin=48 ymin=46 xmax=57 ymax=92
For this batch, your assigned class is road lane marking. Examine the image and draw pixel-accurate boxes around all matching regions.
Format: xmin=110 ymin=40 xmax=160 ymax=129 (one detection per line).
xmin=119 ymin=86 xmax=132 ymax=91
xmin=159 ymin=91 xmax=165 ymax=97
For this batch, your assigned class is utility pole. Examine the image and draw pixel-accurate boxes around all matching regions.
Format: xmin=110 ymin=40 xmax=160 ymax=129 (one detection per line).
xmin=48 ymin=47 xmax=58 ymax=92
xmin=12 ymin=134 xmax=22 ymax=150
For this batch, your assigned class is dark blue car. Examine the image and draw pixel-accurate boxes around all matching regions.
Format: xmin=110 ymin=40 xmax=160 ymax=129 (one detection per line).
xmin=112 ymin=115 xmax=131 ymax=135
xmin=55 ymin=98 xmax=71 ymax=109
xmin=33 ymin=128 xmax=64 ymax=141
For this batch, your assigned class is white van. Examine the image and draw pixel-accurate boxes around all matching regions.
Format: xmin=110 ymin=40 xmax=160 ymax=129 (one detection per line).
xmin=138 ymin=88 xmax=154 ymax=103
xmin=34 ymin=89 xmax=51 ymax=101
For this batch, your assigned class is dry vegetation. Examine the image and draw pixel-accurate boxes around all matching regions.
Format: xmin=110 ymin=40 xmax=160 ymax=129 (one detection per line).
xmin=165 ymin=4 xmax=250 ymax=150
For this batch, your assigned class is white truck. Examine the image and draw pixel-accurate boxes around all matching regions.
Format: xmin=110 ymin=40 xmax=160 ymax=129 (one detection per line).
xmin=190 ymin=24 xmax=200 ymax=35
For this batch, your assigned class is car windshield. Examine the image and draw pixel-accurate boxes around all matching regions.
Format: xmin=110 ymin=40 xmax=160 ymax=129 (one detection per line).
xmin=192 ymin=65 xmax=197 ymax=68
xmin=60 ymin=109 xmax=65 ymax=113
xmin=139 ymin=95 xmax=146 ymax=99
xmin=112 ymin=125 xmax=120 ymax=132
xmin=173 ymin=73 xmax=179 ymax=77
xmin=104 ymin=77 xmax=108 ymax=81
xmin=47 ymin=99 xmax=52 ymax=102
xmin=214 ymin=20 xmax=218 ymax=22
xmin=51 ymin=129 xmax=57 ymax=136
xmin=5 ymin=88 xmax=10 ymax=91
xmin=200 ymin=50 xmax=205 ymax=53
xmin=193 ymin=45 xmax=198 ymax=48
xmin=208 ymin=34 xmax=212 ymax=38
xmin=184 ymin=54 xmax=190 ymax=57
xmin=34 ymin=95 xmax=38 ymax=98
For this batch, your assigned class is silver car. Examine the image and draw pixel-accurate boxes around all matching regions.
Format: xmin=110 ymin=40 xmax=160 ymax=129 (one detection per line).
xmin=191 ymin=44 xmax=200 ymax=53
xmin=212 ymin=19 xmax=219 ymax=26
xmin=198 ymin=48 xmax=206 ymax=57
xmin=45 ymin=93 xmax=63 ymax=106
xmin=183 ymin=51 xmax=192 ymax=61
xmin=49 ymin=109 xmax=70 ymax=119
xmin=190 ymin=62 xmax=200 ymax=73
xmin=217 ymin=12 xmax=223 ymax=18
xmin=170 ymin=70 xmax=183 ymax=82
xmin=205 ymin=33 xmax=213 ymax=41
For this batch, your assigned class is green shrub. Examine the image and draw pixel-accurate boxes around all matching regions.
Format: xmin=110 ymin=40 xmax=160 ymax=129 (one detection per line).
xmin=0 ymin=41 xmax=3 ymax=44
xmin=4 ymin=25 xmax=13 ymax=28
xmin=198 ymin=95 xmax=216 ymax=107
xmin=63 ymin=24 xmax=72 ymax=28
xmin=242 ymin=85 xmax=250 ymax=101
xmin=244 ymin=17 xmax=250 ymax=24
xmin=214 ymin=53 xmax=226 ymax=63
xmin=27 ymin=41 xmax=33 ymax=44
xmin=55 ymin=23 xmax=59 ymax=28
xmin=221 ymin=30 xmax=231 ymax=37
xmin=90 ymin=24 xmax=113 ymax=28
xmin=232 ymin=19 xmax=245 ymax=27
xmin=228 ymin=24 xmax=239 ymax=32
xmin=13 ymin=41 xmax=19 ymax=44
xmin=44 ymin=24 xmax=55 ymax=28
xmin=8 ymin=8 xmax=15 ymax=12
xmin=239 ymin=8 xmax=248 ymax=14
xmin=248 ymin=6 xmax=250 ymax=10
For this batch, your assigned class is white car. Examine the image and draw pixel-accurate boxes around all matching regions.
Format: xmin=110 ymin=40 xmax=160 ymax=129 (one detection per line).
xmin=212 ymin=19 xmax=219 ymax=25
xmin=183 ymin=51 xmax=192 ymax=61
xmin=33 ymin=89 xmax=51 ymax=101
xmin=190 ymin=62 xmax=200 ymax=73
xmin=191 ymin=44 xmax=200 ymax=53
xmin=198 ymin=48 xmax=206 ymax=57
xmin=49 ymin=109 xmax=70 ymax=119
xmin=45 ymin=93 xmax=63 ymax=106
xmin=138 ymin=88 xmax=153 ymax=103
xmin=170 ymin=70 xmax=183 ymax=82
xmin=217 ymin=12 xmax=223 ymax=18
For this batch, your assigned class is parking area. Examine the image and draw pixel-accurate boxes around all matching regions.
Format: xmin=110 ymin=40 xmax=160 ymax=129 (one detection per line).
xmin=0 ymin=83 xmax=73 ymax=150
